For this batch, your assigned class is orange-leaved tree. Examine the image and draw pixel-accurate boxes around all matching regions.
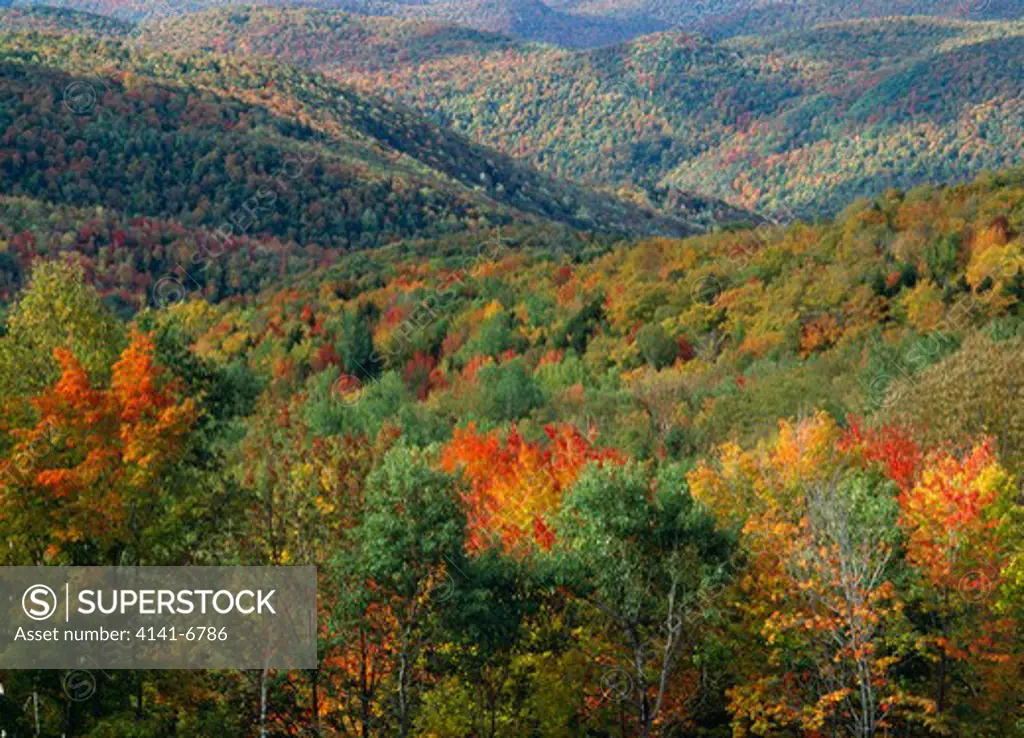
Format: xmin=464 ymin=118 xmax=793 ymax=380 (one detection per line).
xmin=441 ymin=422 xmax=622 ymax=554
xmin=0 ymin=331 xmax=197 ymax=564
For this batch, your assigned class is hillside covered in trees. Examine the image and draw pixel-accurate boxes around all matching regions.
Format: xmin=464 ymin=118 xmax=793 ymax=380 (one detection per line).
xmin=0 ymin=27 xmax=716 ymax=260
xmin=1 ymin=155 xmax=1022 ymax=734
xmin=551 ymin=0 xmax=1024 ymax=39
xmin=8 ymin=0 xmax=659 ymax=47
xmin=141 ymin=10 xmax=1024 ymax=219
xmin=0 ymin=5 xmax=132 ymax=36
xmin=13 ymin=0 xmax=1024 ymax=46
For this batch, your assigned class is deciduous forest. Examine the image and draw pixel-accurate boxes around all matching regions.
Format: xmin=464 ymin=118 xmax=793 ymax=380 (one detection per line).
xmin=0 ymin=2 xmax=1021 ymax=736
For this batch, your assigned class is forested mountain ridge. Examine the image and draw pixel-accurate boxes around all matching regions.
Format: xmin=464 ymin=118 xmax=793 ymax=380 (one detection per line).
xmin=143 ymin=9 xmax=1024 ymax=219
xmin=0 ymin=30 xmax=722 ymax=256
xmin=12 ymin=0 xmax=1024 ymax=47
xmin=0 ymin=4 xmax=133 ymax=35
xmin=551 ymin=0 xmax=1024 ymax=39
xmin=144 ymin=6 xmax=526 ymax=72
xmin=10 ymin=0 xmax=661 ymax=47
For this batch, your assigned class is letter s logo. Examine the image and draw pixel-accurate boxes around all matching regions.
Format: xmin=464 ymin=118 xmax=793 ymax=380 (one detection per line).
xmin=22 ymin=584 xmax=58 ymax=621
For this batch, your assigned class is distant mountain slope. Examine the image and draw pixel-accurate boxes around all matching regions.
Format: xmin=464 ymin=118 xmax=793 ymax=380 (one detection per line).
xmin=11 ymin=0 xmax=661 ymax=47
xmin=0 ymin=194 xmax=336 ymax=310
xmin=666 ymin=20 xmax=1024 ymax=214
xmin=0 ymin=31 xmax=715 ymax=255
xmin=695 ymin=0 xmax=1024 ymax=39
xmin=149 ymin=10 xmax=1023 ymax=218
xmin=0 ymin=5 xmax=134 ymax=34
xmin=139 ymin=8 xmax=759 ymax=225
xmin=13 ymin=0 xmax=1024 ymax=47
xmin=550 ymin=0 xmax=1024 ymax=37
xmin=390 ymin=0 xmax=662 ymax=47
xmin=145 ymin=7 xmax=524 ymax=72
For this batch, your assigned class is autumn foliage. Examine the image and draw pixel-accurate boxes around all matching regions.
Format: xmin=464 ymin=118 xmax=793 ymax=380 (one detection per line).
xmin=441 ymin=422 xmax=622 ymax=553
xmin=691 ymin=414 xmax=1019 ymax=736
xmin=1 ymin=331 xmax=196 ymax=561
xmin=0 ymin=157 xmax=1022 ymax=736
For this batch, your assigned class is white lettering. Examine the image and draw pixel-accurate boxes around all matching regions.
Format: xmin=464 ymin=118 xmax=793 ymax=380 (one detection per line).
xmin=78 ymin=590 xmax=96 ymax=615
xmin=258 ymin=590 xmax=276 ymax=614
xmin=212 ymin=590 xmax=234 ymax=614
xmin=236 ymin=590 xmax=255 ymax=614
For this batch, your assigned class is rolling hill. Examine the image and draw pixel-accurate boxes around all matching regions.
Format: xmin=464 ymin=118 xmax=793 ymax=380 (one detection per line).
xmin=0 ymin=4 xmax=134 ymax=35
xmin=379 ymin=0 xmax=663 ymax=48
xmin=141 ymin=6 xmax=525 ymax=72
xmin=549 ymin=0 xmax=1024 ymax=39
xmin=142 ymin=10 xmax=1024 ymax=218
xmin=12 ymin=0 xmax=1024 ymax=47
xmin=9 ymin=0 xmax=660 ymax=47
xmin=0 ymin=29 xmax=727 ymax=262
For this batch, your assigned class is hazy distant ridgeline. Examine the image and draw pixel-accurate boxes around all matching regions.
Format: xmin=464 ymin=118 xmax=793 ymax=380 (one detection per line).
xmin=5 ymin=0 xmax=660 ymax=47
xmin=11 ymin=0 xmax=1024 ymax=47
xmin=0 ymin=4 xmax=133 ymax=34
xmin=549 ymin=0 xmax=1024 ymax=38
